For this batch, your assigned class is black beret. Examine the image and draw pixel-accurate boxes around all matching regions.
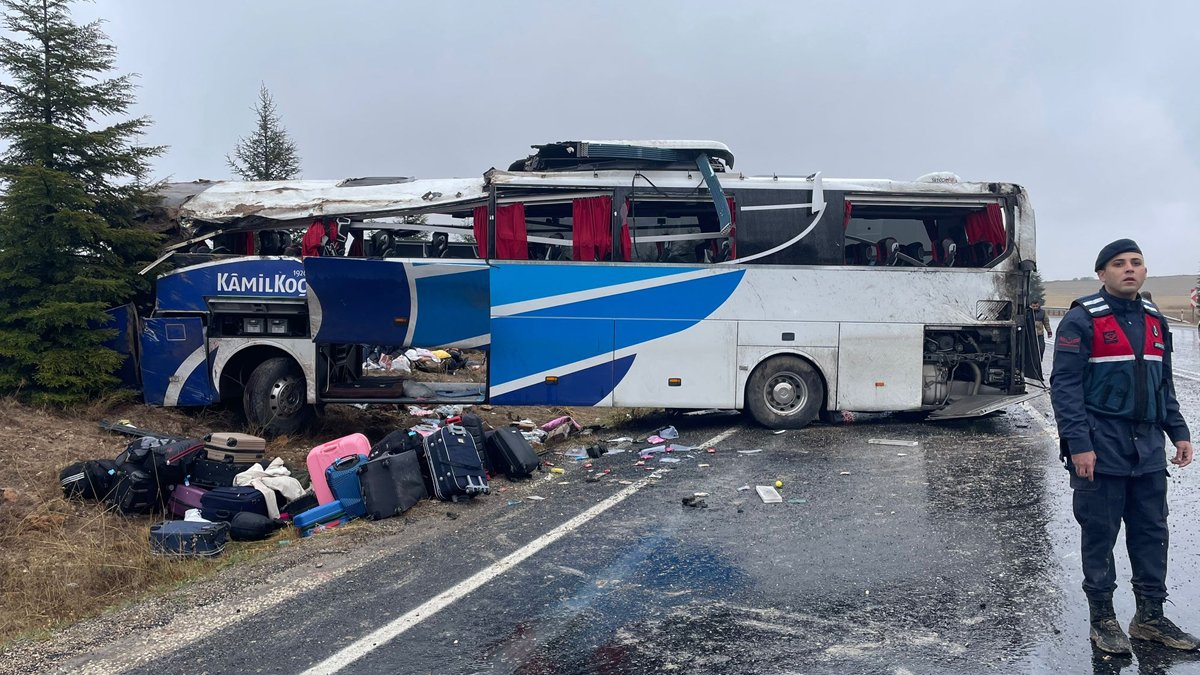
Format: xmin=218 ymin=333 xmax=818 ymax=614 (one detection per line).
xmin=1095 ymin=238 xmax=1142 ymax=271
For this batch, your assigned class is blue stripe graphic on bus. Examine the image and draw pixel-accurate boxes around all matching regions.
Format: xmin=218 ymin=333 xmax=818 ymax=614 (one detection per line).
xmin=492 ymin=355 xmax=636 ymax=406
xmin=156 ymin=257 xmax=306 ymax=312
xmin=410 ymin=268 xmax=490 ymax=347
xmin=489 ymin=271 xmax=744 ymax=386
xmin=490 ymin=317 xmax=614 ymax=388
xmin=516 ymin=270 xmax=744 ymax=321
xmin=491 ymin=264 xmax=700 ymax=307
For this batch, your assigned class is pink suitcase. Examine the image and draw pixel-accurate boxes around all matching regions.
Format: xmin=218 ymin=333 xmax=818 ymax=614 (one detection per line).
xmin=307 ymin=433 xmax=371 ymax=504
xmin=166 ymin=484 xmax=209 ymax=519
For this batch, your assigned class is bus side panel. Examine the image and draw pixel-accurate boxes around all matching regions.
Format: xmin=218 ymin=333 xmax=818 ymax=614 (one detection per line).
xmin=305 ymin=257 xmax=489 ymax=348
xmin=489 ymin=317 xmax=615 ymax=406
xmin=835 ymin=323 xmax=923 ymax=411
xmin=139 ymin=317 xmax=218 ymax=407
xmin=612 ymin=320 xmax=737 ymax=408
xmin=102 ymin=303 xmax=140 ymax=388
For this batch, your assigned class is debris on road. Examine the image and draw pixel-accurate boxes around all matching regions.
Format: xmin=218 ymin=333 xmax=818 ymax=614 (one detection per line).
xmin=868 ymin=438 xmax=919 ymax=447
xmin=526 ymin=495 xmax=546 ymax=501
xmin=756 ymin=486 xmax=783 ymax=503
xmin=737 ymin=449 xmax=764 ymax=455
xmin=681 ymin=494 xmax=708 ymax=508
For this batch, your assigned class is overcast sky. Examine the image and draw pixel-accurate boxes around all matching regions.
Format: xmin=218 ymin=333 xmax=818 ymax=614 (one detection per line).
xmin=65 ymin=1 xmax=1200 ymax=280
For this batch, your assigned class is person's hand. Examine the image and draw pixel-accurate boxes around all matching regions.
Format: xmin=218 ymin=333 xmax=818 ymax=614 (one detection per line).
xmin=1171 ymin=441 xmax=1194 ymax=469
xmin=1073 ymin=451 xmax=1097 ymax=481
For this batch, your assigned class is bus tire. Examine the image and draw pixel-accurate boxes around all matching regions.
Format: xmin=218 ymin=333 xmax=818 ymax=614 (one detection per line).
xmin=243 ymin=357 xmax=312 ymax=436
xmin=745 ymin=355 xmax=824 ymax=429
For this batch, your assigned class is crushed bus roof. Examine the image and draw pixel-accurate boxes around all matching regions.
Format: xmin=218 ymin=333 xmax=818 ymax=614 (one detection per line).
xmin=178 ymin=176 xmax=487 ymax=225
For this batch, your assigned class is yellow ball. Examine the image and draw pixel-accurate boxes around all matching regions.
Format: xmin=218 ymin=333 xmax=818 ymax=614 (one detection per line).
xmin=775 ymin=480 xmax=784 ymax=489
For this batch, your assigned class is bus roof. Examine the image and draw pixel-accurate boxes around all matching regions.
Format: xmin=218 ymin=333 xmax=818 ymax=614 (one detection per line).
xmin=179 ymin=176 xmax=487 ymax=225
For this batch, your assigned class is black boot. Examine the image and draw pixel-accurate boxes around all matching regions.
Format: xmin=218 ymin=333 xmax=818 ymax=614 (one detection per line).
xmin=1089 ymin=595 xmax=1132 ymax=654
xmin=1129 ymin=595 xmax=1200 ymax=650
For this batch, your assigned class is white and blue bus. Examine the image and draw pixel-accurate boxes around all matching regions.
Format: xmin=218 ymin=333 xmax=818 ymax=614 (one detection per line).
xmin=113 ymin=140 xmax=1043 ymax=434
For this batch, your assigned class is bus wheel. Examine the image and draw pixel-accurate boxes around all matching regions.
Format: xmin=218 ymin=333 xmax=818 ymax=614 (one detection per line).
xmin=745 ymin=356 xmax=824 ymax=429
xmin=243 ymin=357 xmax=312 ymax=436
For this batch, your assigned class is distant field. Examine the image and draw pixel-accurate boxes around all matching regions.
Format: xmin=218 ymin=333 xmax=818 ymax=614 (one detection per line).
xmin=1044 ymin=274 xmax=1197 ymax=319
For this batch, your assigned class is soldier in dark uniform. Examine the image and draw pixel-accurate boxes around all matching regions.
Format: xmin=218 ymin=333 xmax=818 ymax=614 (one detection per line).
xmin=1050 ymin=239 xmax=1195 ymax=654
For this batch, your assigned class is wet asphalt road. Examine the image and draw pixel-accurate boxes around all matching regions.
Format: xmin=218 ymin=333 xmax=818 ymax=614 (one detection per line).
xmin=71 ymin=321 xmax=1200 ymax=675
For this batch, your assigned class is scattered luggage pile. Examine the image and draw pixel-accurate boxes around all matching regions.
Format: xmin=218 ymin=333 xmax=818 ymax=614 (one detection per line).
xmin=59 ymin=412 xmax=543 ymax=558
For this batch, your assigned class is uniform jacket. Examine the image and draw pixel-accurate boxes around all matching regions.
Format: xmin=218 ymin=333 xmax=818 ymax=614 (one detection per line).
xmin=1050 ymin=289 xmax=1190 ymax=476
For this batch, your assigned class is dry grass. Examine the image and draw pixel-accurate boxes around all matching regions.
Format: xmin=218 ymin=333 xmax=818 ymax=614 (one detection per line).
xmin=0 ymin=394 xmax=637 ymax=646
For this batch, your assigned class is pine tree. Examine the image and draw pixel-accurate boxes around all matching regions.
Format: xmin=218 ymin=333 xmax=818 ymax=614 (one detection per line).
xmin=226 ymin=84 xmax=301 ymax=181
xmin=0 ymin=0 xmax=164 ymax=404
xmin=1029 ymin=271 xmax=1046 ymax=304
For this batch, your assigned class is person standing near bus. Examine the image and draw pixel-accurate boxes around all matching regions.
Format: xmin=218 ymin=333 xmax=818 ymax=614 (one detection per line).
xmin=1050 ymin=239 xmax=1196 ymax=654
xmin=1031 ymin=301 xmax=1052 ymax=358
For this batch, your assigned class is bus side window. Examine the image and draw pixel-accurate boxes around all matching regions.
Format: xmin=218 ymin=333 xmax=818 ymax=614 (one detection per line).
xmin=622 ymin=198 xmax=734 ymax=264
xmin=844 ymin=202 xmax=1007 ymax=268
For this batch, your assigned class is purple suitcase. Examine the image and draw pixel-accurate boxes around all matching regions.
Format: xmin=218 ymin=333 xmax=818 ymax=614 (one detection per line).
xmin=166 ymin=484 xmax=209 ymax=519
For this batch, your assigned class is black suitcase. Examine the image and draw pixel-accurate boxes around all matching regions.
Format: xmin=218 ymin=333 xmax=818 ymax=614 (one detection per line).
xmin=189 ymin=457 xmax=256 ymax=488
xmin=150 ymin=520 xmax=229 ymax=558
xmin=200 ymin=486 xmax=269 ymax=522
xmin=60 ymin=459 xmax=120 ymax=501
xmin=118 ymin=437 xmax=205 ymax=487
xmin=359 ymin=450 xmax=428 ymax=520
xmin=280 ymin=490 xmax=318 ymax=520
xmin=422 ymin=424 xmax=488 ymax=501
xmin=110 ymin=469 xmax=162 ymax=515
xmin=368 ymin=428 xmax=422 ymax=460
xmin=484 ymin=428 xmax=541 ymax=478
xmin=450 ymin=414 xmax=492 ymax=472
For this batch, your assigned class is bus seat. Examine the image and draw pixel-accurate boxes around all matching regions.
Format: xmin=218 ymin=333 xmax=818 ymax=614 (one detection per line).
xmin=970 ymin=241 xmax=994 ymax=265
xmin=877 ymin=237 xmax=898 ymax=265
xmin=902 ymin=242 xmax=926 ymax=264
xmin=844 ymin=242 xmax=865 ymax=265
xmin=863 ymin=244 xmax=879 ymax=266
xmin=939 ymin=239 xmax=958 ymax=266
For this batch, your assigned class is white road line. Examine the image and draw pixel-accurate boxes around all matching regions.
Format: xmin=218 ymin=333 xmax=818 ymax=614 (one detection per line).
xmin=302 ymin=424 xmax=743 ymax=675
xmin=1021 ymin=401 xmax=1059 ymax=439
xmin=1174 ymin=368 xmax=1200 ymax=384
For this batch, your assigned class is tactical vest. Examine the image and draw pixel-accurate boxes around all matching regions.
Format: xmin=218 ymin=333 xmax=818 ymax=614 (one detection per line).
xmin=1073 ymin=293 xmax=1168 ymax=422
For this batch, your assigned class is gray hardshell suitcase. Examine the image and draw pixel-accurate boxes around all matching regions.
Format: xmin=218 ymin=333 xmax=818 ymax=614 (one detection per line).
xmin=205 ymin=432 xmax=266 ymax=464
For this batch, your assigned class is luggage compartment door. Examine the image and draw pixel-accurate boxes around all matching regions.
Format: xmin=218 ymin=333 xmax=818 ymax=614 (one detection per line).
xmin=835 ymin=323 xmax=923 ymax=411
xmin=305 ymin=257 xmax=490 ymax=349
xmin=139 ymin=317 xmax=218 ymax=406
xmin=612 ymin=320 xmax=737 ymax=408
xmin=489 ymin=317 xmax=615 ymax=406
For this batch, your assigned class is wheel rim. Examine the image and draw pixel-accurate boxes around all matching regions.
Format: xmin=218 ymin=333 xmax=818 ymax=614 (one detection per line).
xmin=268 ymin=374 xmax=304 ymax=419
xmin=763 ymin=370 xmax=808 ymax=416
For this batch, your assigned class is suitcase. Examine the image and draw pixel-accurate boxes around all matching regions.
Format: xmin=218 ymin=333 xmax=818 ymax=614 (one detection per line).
xmin=110 ymin=469 xmax=162 ymax=515
xmin=308 ymin=433 xmax=371 ymax=504
xmin=166 ymin=484 xmax=209 ymax=519
xmin=293 ymin=500 xmax=349 ymax=537
xmin=448 ymin=414 xmax=491 ymax=472
xmin=359 ymin=450 xmax=428 ymax=520
xmin=188 ymin=457 xmax=256 ymax=488
xmin=325 ymin=454 xmax=368 ymax=519
xmin=422 ymin=424 xmax=488 ymax=501
xmin=60 ymin=459 xmax=120 ymax=501
xmin=118 ymin=438 xmax=206 ymax=487
xmin=199 ymin=486 xmax=269 ymax=522
xmin=368 ymin=428 xmax=422 ymax=460
xmin=484 ymin=427 xmax=542 ymax=478
xmin=205 ymin=432 xmax=266 ymax=464
xmin=150 ymin=520 xmax=229 ymax=558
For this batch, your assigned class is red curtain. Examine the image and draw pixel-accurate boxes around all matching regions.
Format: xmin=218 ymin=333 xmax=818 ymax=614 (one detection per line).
xmin=301 ymin=219 xmax=333 ymax=257
xmin=472 ymin=206 xmax=488 ymax=258
xmin=965 ymin=204 xmax=1006 ymax=253
xmin=572 ymin=196 xmax=613 ymax=261
xmin=843 ymin=201 xmax=853 ymax=229
xmin=495 ymin=203 xmax=528 ymax=260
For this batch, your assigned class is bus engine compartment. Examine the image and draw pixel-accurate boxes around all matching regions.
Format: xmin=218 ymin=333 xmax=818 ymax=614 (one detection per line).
xmin=921 ymin=326 xmax=1022 ymax=407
